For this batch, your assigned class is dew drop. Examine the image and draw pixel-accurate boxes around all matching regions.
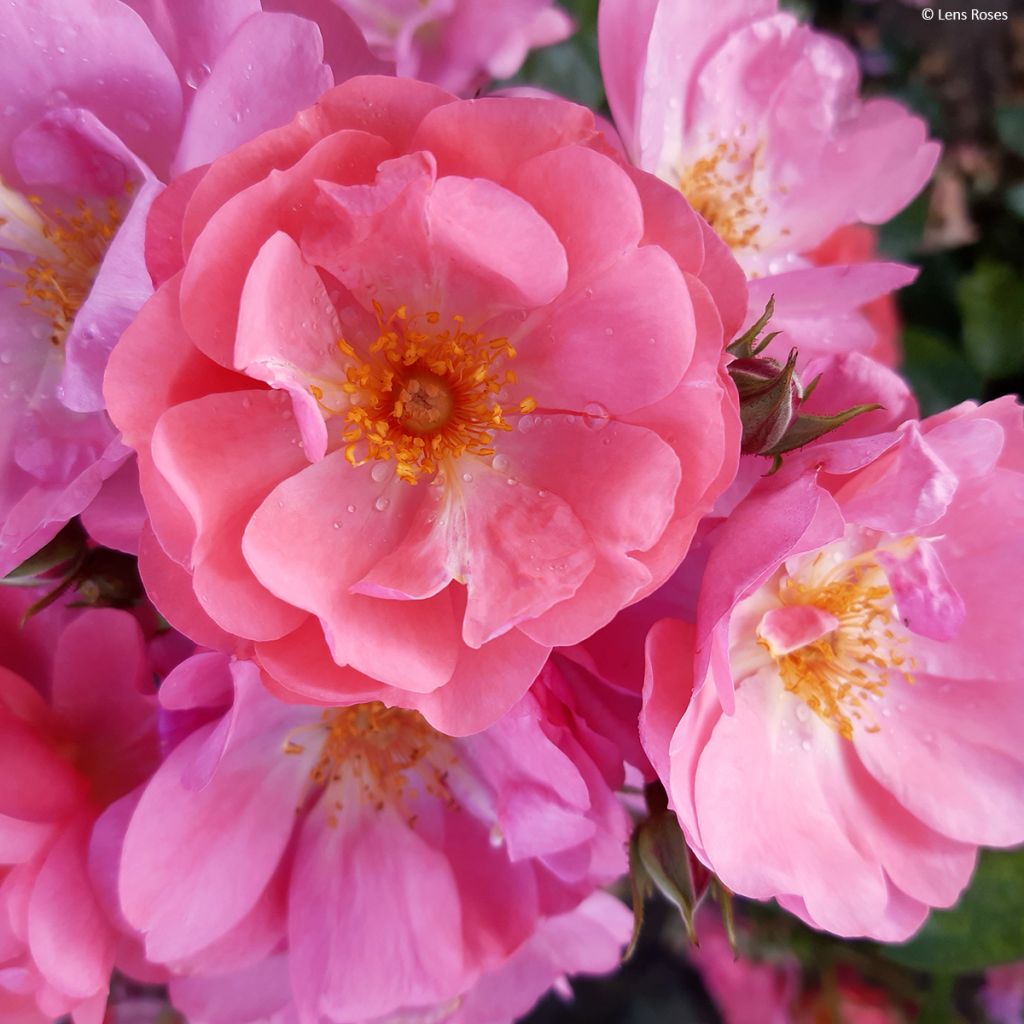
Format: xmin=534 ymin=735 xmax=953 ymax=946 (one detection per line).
xmin=517 ymin=414 xmax=535 ymax=433
xmin=488 ymin=823 xmax=504 ymax=849
xmin=801 ymin=740 xmax=811 ymax=752
xmin=794 ymin=704 xmax=809 ymax=722
xmin=506 ymin=477 xmax=517 ymax=486
xmin=582 ymin=402 xmax=610 ymax=431
xmin=184 ymin=62 xmax=211 ymax=89
xmin=370 ymin=462 xmax=392 ymax=483
xmin=492 ymin=454 xmax=510 ymax=473
xmin=374 ymin=496 xmax=390 ymax=512
xmin=462 ymin=472 xmax=473 ymax=482
xmin=346 ymin=504 xmax=356 ymax=513
xmin=332 ymin=521 xmax=340 ymax=530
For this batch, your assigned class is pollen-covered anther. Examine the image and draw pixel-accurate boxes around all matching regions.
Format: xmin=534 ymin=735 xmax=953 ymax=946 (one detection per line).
xmin=337 ymin=304 xmax=533 ymax=483
xmin=679 ymin=140 xmax=767 ymax=253
xmin=2 ymin=185 xmax=124 ymax=347
xmin=283 ymin=702 xmax=455 ymax=821
xmin=757 ymin=556 xmax=915 ymax=739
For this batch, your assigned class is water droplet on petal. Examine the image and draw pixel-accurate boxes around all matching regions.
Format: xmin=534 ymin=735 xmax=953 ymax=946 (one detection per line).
xmin=801 ymin=740 xmax=811 ymax=752
xmin=488 ymin=823 xmax=504 ymax=848
xmin=374 ymin=496 xmax=390 ymax=511
xmin=347 ymin=504 xmax=356 ymax=513
xmin=506 ymin=477 xmax=517 ymax=486
xmin=582 ymin=402 xmax=610 ymax=430
xmin=184 ymin=62 xmax=211 ymax=89
xmin=370 ymin=462 xmax=392 ymax=483
xmin=794 ymin=704 xmax=809 ymax=722
xmin=332 ymin=521 xmax=340 ymax=530
xmin=461 ymin=472 xmax=473 ymax=482
xmin=492 ymin=454 xmax=510 ymax=473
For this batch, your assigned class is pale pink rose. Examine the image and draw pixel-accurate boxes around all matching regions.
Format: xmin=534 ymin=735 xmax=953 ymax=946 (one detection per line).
xmin=982 ymin=963 xmax=1024 ymax=1024
xmin=642 ymin=397 xmax=1024 ymax=940
xmin=599 ymin=0 xmax=938 ymax=276
xmin=560 ymin=351 xmax=920 ymax=786
xmin=336 ymin=0 xmax=573 ymax=95
xmin=104 ymin=75 xmax=744 ymax=734
xmin=0 ymin=590 xmax=159 ymax=1024
xmin=115 ymin=653 xmax=630 ymax=1023
xmin=597 ymin=0 xmax=936 ymax=370
xmin=0 ymin=0 xmax=382 ymax=575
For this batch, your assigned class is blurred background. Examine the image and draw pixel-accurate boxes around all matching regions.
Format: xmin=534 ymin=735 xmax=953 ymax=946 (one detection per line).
xmin=503 ymin=0 xmax=1024 ymax=1020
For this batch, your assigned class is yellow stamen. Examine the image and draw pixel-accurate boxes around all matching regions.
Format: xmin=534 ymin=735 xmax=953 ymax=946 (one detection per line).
xmin=679 ymin=140 xmax=766 ymax=253
xmin=283 ymin=703 xmax=455 ymax=820
xmin=2 ymin=183 xmax=122 ymax=347
xmin=341 ymin=304 xmax=533 ymax=483
xmin=759 ymin=556 xmax=915 ymax=739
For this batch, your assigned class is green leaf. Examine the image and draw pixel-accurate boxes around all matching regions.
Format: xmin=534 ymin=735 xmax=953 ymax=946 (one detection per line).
xmin=882 ymin=849 xmax=1024 ymax=973
xmin=901 ymin=328 xmax=982 ymax=416
xmin=956 ymin=260 xmax=1024 ymax=380
xmin=996 ymin=105 xmax=1024 ymax=159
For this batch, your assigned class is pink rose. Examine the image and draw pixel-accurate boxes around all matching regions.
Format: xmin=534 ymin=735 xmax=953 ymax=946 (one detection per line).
xmin=105 ymin=75 xmax=744 ymax=734
xmin=0 ymin=0 xmax=382 ymax=573
xmin=598 ymin=0 xmax=937 ymax=371
xmin=116 ymin=653 xmax=630 ymax=1023
xmin=0 ymin=591 xmax=159 ymax=1024
xmin=643 ymin=398 xmax=1024 ymax=939
xmin=336 ymin=0 xmax=574 ymax=95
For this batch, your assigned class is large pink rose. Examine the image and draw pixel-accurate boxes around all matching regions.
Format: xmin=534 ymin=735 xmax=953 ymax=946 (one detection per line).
xmin=0 ymin=0 xmax=382 ymax=574
xmin=643 ymin=398 xmax=1024 ymax=940
xmin=105 ymin=75 xmax=743 ymax=734
xmin=0 ymin=592 xmax=159 ymax=1024
xmin=116 ymin=653 xmax=630 ymax=1023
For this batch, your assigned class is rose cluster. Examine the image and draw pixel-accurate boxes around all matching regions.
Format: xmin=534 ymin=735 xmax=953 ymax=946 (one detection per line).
xmin=0 ymin=1 xmax=1020 ymax=1023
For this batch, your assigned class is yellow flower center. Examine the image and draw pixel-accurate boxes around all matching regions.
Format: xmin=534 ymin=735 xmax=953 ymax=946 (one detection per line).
xmin=678 ymin=141 xmax=766 ymax=254
xmin=1 ymin=182 xmax=123 ymax=347
xmin=758 ymin=554 xmax=915 ymax=739
xmin=328 ymin=303 xmax=536 ymax=484
xmin=283 ymin=702 xmax=455 ymax=822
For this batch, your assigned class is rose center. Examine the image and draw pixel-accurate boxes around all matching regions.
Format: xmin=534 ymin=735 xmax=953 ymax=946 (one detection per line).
xmin=283 ymin=702 xmax=455 ymax=821
xmin=757 ymin=554 xmax=914 ymax=738
xmin=395 ymin=369 xmax=455 ymax=435
xmin=336 ymin=304 xmax=536 ymax=484
xmin=1 ymin=181 xmax=122 ymax=347
xmin=679 ymin=141 xmax=765 ymax=254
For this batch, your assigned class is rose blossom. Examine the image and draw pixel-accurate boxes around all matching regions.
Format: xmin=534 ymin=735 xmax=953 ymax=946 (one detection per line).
xmin=597 ymin=0 xmax=937 ymax=370
xmin=115 ymin=653 xmax=630 ymax=1023
xmin=0 ymin=0 xmax=382 ymax=574
xmin=0 ymin=591 xmax=159 ymax=1024
xmin=104 ymin=74 xmax=743 ymax=734
xmin=642 ymin=398 xmax=1024 ymax=940
xmin=335 ymin=0 xmax=573 ymax=95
